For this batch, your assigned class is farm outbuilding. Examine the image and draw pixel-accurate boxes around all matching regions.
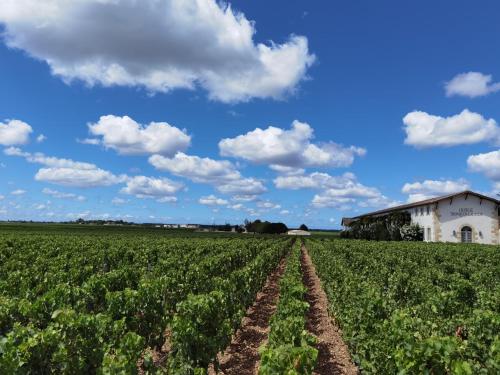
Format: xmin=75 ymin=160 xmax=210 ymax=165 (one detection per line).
xmin=287 ymin=229 xmax=311 ymax=236
xmin=342 ymin=191 xmax=500 ymax=245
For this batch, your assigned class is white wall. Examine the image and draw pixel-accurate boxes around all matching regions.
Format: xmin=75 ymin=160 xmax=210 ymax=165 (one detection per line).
xmin=408 ymin=195 xmax=499 ymax=244
xmin=409 ymin=206 xmax=435 ymax=242
xmin=437 ymin=194 xmax=498 ymax=245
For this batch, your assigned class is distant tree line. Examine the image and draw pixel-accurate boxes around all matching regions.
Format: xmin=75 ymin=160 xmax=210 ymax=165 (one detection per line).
xmin=73 ymin=218 xmax=134 ymax=226
xmin=341 ymin=212 xmax=423 ymax=241
xmin=213 ymin=223 xmax=244 ymax=233
xmin=244 ymin=219 xmax=288 ymax=234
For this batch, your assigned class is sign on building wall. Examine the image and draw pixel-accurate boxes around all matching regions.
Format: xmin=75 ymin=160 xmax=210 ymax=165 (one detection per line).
xmin=450 ymin=208 xmax=483 ymax=217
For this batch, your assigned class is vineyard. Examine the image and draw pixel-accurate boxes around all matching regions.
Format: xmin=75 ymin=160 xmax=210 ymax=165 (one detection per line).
xmin=307 ymin=239 xmax=500 ymax=374
xmin=0 ymin=225 xmax=499 ymax=374
xmin=0 ymin=227 xmax=289 ymax=373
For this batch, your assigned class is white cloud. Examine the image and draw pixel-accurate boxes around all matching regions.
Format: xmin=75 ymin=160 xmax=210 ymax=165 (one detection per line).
xmin=199 ymin=195 xmax=229 ymax=206
xmin=445 ymin=72 xmax=500 ymax=98
xmin=256 ymin=200 xmax=281 ymax=210
xmin=149 ymin=152 xmax=267 ymax=196
xmin=217 ymin=178 xmax=267 ymax=196
xmin=36 ymin=134 xmax=47 ymax=143
xmin=36 ymin=167 xmax=124 ymax=187
xmin=285 ymin=172 xmax=396 ymax=209
xmin=231 ymin=194 xmax=259 ymax=202
xmin=280 ymin=209 xmax=290 ymax=215
xmin=5 ymin=147 xmax=97 ymax=170
xmin=111 ymin=197 xmax=127 ymax=205
xmin=0 ymin=195 xmax=4 ymax=200
xmin=88 ymin=115 xmax=191 ymax=155
xmin=219 ymin=120 xmax=365 ymax=168
xmin=274 ymin=171 xmax=361 ymax=190
xmin=269 ymin=165 xmax=305 ymax=176
xmin=10 ymin=189 xmax=26 ymax=195
xmin=228 ymin=203 xmax=245 ymax=210
xmin=121 ymin=175 xmax=183 ymax=201
xmin=0 ymin=0 xmax=314 ymax=103
xmin=403 ymin=109 xmax=500 ymax=148
xmin=42 ymin=187 xmax=86 ymax=201
xmin=402 ymin=179 xmax=470 ymax=203
xmin=157 ymin=196 xmax=178 ymax=203
xmin=149 ymin=152 xmax=239 ymax=183
xmin=77 ymin=138 xmax=100 ymax=145
xmin=5 ymin=146 xmax=126 ymax=187
xmin=467 ymin=150 xmax=500 ymax=181
xmin=34 ymin=203 xmax=47 ymax=210
xmin=0 ymin=119 xmax=32 ymax=145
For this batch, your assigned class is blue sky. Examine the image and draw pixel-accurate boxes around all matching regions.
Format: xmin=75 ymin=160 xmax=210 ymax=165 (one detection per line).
xmin=0 ymin=0 xmax=499 ymax=228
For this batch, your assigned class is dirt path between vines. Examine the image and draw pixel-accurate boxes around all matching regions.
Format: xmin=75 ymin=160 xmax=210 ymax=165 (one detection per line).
xmin=208 ymin=255 xmax=287 ymax=375
xmin=301 ymin=244 xmax=358 ymax=375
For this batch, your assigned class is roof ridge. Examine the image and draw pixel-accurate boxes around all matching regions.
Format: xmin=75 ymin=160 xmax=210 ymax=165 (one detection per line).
xmin=344 ymin=190 xmax=499 ymax=222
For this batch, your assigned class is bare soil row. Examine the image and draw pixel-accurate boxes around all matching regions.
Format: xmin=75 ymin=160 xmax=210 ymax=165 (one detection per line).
xmin=300 ymin=244 xmax=358 ymax=375
xmin=210 ymin=243 xmax=357 ymax=374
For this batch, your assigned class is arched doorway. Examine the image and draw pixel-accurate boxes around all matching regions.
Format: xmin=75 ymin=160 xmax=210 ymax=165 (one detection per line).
xmin=461 ymin=226 xmax=472 ymax=243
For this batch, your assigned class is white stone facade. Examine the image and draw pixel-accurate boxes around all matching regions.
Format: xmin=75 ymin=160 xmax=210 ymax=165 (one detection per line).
xmin=409 ymin=193 xmax=499 ymax=245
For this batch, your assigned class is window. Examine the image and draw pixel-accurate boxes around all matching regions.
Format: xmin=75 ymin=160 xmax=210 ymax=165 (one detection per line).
xmin=427 ymin=227 xmax=431 ymax=242
xmin=426 ymin=206 xmax=430 ymax=215
xmin=420 ymin=207 xmax=424 ymax=215
xmin=461 ymin=226 xmax=472 ymax=243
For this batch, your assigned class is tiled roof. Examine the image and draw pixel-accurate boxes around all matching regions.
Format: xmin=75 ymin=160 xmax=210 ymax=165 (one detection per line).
xmin=342 ymin=190 xmax=499 ymax=224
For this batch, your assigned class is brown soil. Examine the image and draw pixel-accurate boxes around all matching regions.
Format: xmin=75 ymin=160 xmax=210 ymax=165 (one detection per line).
xmin=301 ymin=244 xmax=358 ymax=375
xmin=208 ymin=256 xmax=288 ymax=375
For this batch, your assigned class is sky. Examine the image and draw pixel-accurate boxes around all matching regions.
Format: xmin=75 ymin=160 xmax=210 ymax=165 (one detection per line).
xmin=0 ymin=0 xmax=499 ymax=228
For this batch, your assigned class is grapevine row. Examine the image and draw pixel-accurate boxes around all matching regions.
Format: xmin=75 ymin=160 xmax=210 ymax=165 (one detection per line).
xmin=306 ymin=238 xmax=500 ymax=374
xmin=259 ymin=240 xmax=317 ymax=374
xmin=0 ymin=234 xmax=290 ymax=373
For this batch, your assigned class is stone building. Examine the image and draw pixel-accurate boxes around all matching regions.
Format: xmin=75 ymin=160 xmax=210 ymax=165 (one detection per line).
xmin=342 ymin=191 xmax=500 ymax=245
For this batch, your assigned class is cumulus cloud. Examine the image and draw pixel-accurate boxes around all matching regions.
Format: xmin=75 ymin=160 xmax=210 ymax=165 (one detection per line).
xmin=445 ymin=72 xmax=500 ymax=98
xmin=149 ymin=152 xmax=239 ymax=183
xmin=467 ymin=150 xmax=500 ymax=181
xmin=227 ymin=203 xmax=245 ymax=210
xmin=36 ymin=167 xmax=124 ymax=187
xmin=42 ymin=187 xmax=86 ymax=201
xmin=199 ymin=195 xmax=229 ymax=206
xmin=5 ymin=146 xmax=126 ymax=187
xmin=36 ymin=134 xmax=47 ymax=143
xmin=269 ymin=165 xmax=305 ymax=176
xmin=0 ymin=119 xmax=32 ymax=145
xmin=111 ymin=197 xmax=127 ymax=205
xmin=217 ymin=178 xmax=267 ymax=196
xmin=149 ymin=152 xmax=266 ymax=196
xmin=219 ymin=120 xmax=365 ymax=168
xmin=256 ymin=200 xmax=281 ymax=210
xmin=10 ymin=189 xmax=26 ymax=195
xmin=277 ymin=172 xmax=395 ymax=209
xmin=231 ymin=194 xmax=259 ymax=202
xmin=121 ymin=176 xmax=182 ymax=202
xmin=157 ymin=196 xmax=178 ymax=203
xmin=5 ymin=147 xmax=97 ymax=170
xmin=274 ymin=171 xmax=362 ymax=191
xmin=87 ymin=115 xmax=191 ymax=155
xmin=77 ymin=138 xmax=100 ymax=145
xmin=402 ymin=179 xmax=470 ymax=203
xmin=0 ymin=0 xmax=314 ymax=103
xmin=403 ymin=109 xmax=500 ymax=148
